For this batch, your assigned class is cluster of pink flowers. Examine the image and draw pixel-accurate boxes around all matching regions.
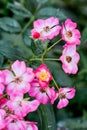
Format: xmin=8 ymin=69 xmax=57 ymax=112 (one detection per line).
xmin=60 ymin=19 xmax=81 ymax=74
xmin=29 ymin=64 xmax=76 ymax=108
xmin=0 ymin=60 xmax=40 ymax=130
xmin=31 ymin=17 xmax=81 ymax=74
xmin=0 ymin=60 xmax=76 ymax=129
xmin=0 ymin=17 xmax=81 ymax=130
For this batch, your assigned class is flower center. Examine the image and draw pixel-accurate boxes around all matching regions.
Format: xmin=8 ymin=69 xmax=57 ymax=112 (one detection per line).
xmin=11 ymin=119 xmax=17 ymax=123
xmin=66 ymin=31 xmax=72 ymax=38
xmin=59 ymin=92 xmax=66 ymax=99
xmin=18 ymin=101 xmax=22 ymax=107
xmin=39 ymin=72 xmax=48 ymax=81
xmin=13 ymin=77 xmax=22 ymax=84
xmin=40 ymin=88 xmax=46 ymax=93
xmin=66 ymin=56 xmax=72 ymax=63
xmin=44 ymin=26 xmax=50 ymax=32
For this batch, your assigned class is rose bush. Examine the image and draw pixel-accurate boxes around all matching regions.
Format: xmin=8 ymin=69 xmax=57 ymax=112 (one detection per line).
xmin=1 ymin=0 xmax=86 ymax=130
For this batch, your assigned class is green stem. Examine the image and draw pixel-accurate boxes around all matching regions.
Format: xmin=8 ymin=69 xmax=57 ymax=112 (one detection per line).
xmin=20 ymin=15 xmax=35 ymax=34
xmin=30 ymin=58 xmax=42 ymax=61
xmin=52 ymin=77 xmax=59 ymax=90
xmin=19 ymin=3 xmax=40 ymax=35
xmin=41 ymin=41 xmax=48 ymax=63
xmin=30 ymin=58 xmax=60 ymax=61
xmin=13 ymin=3 xmax=40 ymax=47
xmin=24 ymin=97 xmax=30 ymax=101
xmin=43 ymin=58 xmax=60 ymax=61
xmin=47 ymin=38 xmax=62 ymax=52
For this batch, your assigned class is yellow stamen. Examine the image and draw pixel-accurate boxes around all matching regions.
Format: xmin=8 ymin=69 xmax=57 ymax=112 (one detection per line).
xmin=39 ymin=71 xmax=48 ymax=81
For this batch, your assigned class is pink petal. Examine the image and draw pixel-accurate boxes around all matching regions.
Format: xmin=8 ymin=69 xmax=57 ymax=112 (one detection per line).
xmin=0 ymin=71 xmax=5 ymax=83
xmin=62 ymin=63 xmax=78 ymax=74
xmin=26 ymin=67 xmax=35 ymax=82
xmin=7 ymin=120 xmax=27 ymax=130
xmin=57 ymin=98 xmax=69 ymax=109
xmin=65 ymin=18 xmax=77 ymax=30
xmin=73 ymin=29 xmax=81 ymax=38
xmin=29 ymin=86 xmax=39 ymax=97
xmin=27 ymin=100 xmax=40 ymax=113
xmin=44 ymin=17 xmax=59 ymax=27
xmin=3 ymin=69 xmax=14 ymax=84
xmin=6 ymin=83 xmax=23 ymax=98
xmin=34 ymin=19 xmax=44 ymax=31
xmin=0 ymin=109 xmax=6 ymax=129
xmin=63 ymin=45 xmax=76 ymax=56
xmin=0 ymin=83 xmax=4 ymax=94
xmin=39 ymin=80 xmax=48 ymax=89
xmin=73 ymin=52 xmax=80 ymax=64
xmin=36 ymin=92 xmax=49 ymax=104
xmin=11 ymin=60 xmax=26 ymax=76
xmin=66 ymin=88 xmax=76 ymax=99
xmin=46 ymin=87 xmax=57 ymax=104
xmin=27 ymin=121 xmax=38 ymax=130
xmin=6 ymin=82 xmax=16 ymax=95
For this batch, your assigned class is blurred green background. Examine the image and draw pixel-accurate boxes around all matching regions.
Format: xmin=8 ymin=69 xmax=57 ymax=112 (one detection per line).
xmin=0 ymin=0 xmax=87 ymax=129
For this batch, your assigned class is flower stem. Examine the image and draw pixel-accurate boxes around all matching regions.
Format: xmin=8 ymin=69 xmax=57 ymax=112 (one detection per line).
xmin=24 ymin=97 xmax=30 ymax=101
xmin=47 ymin=38 xmax=62 ymax=52
xmin=20 ymin=15 xmax=35 ymax=34
xmin=30 ymin=58 xmax=42 ymax=61
xmin=13 ymin=4 xmax=40 ymax=47
xmin=44 ymin=58 xmax=60 ymax=61
xmin=30 ymin=58 xmax=60 ymax=61
xmin=52 ymin=77 xmax=59 ymax=90
xmin=41 ymin=41 xmax=48 ymax=63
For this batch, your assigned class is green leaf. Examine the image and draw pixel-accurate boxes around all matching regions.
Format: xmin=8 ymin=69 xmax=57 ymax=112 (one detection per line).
xmin=80 ymin=51 xmax=87 ymax=69
xmin=46 ymin=61 xmax=72 ymax=86
xmin=7 ymin=2 xmax=32 ymax=18
xmin=23 ymin=29 xmax=31 ymax=47
xmin=0 ymin=41 xmax=27 ymax=61
xmin=0 ymin=54 xmax=4 ymax=67
xmin=25 ymin=0 xmax=37 ymax=13
xmin=31 ymin=40 xmax=44 ymax=56
xmin=25 ymin=109 xmax=43 ymax=130
xmin=56 ymin=8 xmax=67 ymax=21
xmin=26 ymin=104 xmax=57 ymax=130
xmin=81 ymin=26 xmax=87 ymax=44
xmin=1 ymin=32 xmax=18 ymax=42
xmin=61 ymin=118 xmax=87 ymax=129
xmin=36 ymin=7 xmax=67 ymax=21
xmin=30 ymin=60 xmax=41 ymax=69
xmin=36 ymin=0 xmax=48 ymax=5
xmin=0 ymin=17 xmax=21 ymax=33
xmin=39 ymin=104 xmax=57 ymax=130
